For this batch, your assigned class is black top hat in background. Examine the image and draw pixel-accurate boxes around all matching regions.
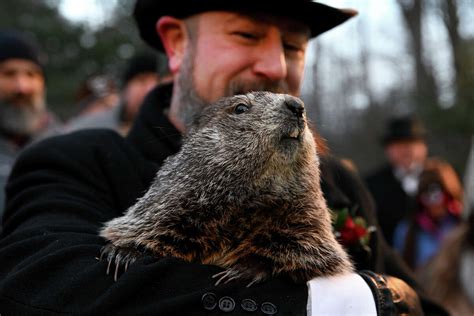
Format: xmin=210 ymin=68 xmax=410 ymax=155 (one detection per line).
xmin=0 ymin=30 xmax=45 ymax=71
xmin=133 ymin=0 xmax=357 ymax=51
xmin=382 ymin=115 xmax=426 ymax=145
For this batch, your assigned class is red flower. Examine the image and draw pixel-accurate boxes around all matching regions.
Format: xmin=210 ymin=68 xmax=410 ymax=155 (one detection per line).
xmin=339 ymin=217 xmax=365 ymax=246
xmin=354 ymin=225 xmax=368 ymax=239
xmin=332 ymin=208 xmax=372 ymax=248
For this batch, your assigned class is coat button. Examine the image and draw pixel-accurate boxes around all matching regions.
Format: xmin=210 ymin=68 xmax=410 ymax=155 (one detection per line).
xmin=218 ymin=296 xmax=236 ymax=312
xmin=201 ymin=292 xmax=217 ymax=310
xmin=241 ymin=299 xmax=258 ymax=312
xmin=261 ymin=302 xmax=278 ymax=315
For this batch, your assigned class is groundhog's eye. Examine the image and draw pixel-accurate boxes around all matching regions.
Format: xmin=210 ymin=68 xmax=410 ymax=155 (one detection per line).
xmin=234 ymin=103 xmax=249 ymax=114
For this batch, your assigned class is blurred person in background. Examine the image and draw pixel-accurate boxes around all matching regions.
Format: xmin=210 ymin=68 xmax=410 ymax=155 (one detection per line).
xmin=70 ymin=73 xmax=119 ymax=117
xmin=0 ymin=30 xmax=60 ymax=220
xmin=65 ymin=52 xmax=170 ymax=136
xmin=417 ymin=208 xmax=474 ymax=315
xmin=415 ymin=137 xmax=474 ymax=315
xmin=393 ymin=158 xmax=463 ymax=270
xmin=365 ymin=115 xmax=429 ymax=246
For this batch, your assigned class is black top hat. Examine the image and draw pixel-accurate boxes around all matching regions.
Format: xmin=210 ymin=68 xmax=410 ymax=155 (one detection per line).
xmin=382 ymin=115 xmax=426 ymax=145
xmin=133 ymin=0 xmax=357 ymax=51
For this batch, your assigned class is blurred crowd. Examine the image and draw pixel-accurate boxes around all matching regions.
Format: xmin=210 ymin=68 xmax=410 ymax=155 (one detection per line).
xmin=365 ymin=115 xmax=474 ymax=315
xmin=1 ymin=21 xmax=473 ymax=315
xmin=0 ymin=30 xmax=171 ymax=212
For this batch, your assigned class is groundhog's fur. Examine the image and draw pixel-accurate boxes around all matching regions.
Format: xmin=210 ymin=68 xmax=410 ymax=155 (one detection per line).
xmin=100 ymin=92 xmax=353 ymax=285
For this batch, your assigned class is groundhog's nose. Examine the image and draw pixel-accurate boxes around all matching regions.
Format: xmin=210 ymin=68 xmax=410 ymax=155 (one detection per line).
xmin=285 ymin=97 xmax=305 ymax=118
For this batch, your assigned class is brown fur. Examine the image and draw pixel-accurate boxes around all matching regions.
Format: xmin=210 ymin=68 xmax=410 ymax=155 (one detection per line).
xmin=100 ymin=92 xmax=353 ymax=285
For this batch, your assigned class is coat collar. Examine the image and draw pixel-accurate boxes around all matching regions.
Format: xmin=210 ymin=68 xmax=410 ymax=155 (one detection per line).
xmin=126 ymin=83 xmax=182 ymax=164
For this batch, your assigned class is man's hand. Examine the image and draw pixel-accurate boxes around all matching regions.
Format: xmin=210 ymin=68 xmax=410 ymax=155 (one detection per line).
xmin=360 ymin=271 xmax=423 ymax=315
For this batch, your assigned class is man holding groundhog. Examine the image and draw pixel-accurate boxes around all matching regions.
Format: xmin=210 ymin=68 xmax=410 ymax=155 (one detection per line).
xmin=0 ymin=0 xmax=446 ymax=314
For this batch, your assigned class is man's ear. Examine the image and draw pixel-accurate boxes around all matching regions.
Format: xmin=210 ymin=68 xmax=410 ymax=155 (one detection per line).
xmin=156 ymin=16 xmax=188 ymax=73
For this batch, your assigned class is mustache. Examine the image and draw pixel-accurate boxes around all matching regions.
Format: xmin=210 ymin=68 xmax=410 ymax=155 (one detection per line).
xmin=2 ymin=93 xmax=36 ymax=107
xmin=225 ymin=80 xmax=289 ymax=96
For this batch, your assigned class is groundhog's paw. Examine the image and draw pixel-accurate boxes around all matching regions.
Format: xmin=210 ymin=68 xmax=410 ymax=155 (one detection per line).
xmin=212 ymin=255 xmax=271 ymax=287
xmin=98 ymin=243 xmax=143 ymax=281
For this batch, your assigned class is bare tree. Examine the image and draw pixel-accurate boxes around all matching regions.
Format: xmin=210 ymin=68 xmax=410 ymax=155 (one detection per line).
xmin=397 ymin=0 xmax=440 ymax=111
xmin=439 ymin=0 xmax=474 ymax=111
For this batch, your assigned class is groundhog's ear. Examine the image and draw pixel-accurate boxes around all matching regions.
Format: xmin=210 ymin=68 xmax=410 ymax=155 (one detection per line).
xmin=156 ymin=16 xmax=188 ymax=73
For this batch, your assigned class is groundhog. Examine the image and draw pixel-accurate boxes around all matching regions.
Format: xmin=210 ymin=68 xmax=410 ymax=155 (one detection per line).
xmin=99 ymin=92 xmax=353 ymax=285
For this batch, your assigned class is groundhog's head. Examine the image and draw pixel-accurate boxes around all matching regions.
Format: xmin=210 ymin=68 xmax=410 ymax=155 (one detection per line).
xmin=188 ymin=91 xmax=315 ymax=161
xmin=176 ymin=92 xmax=318 ymax=191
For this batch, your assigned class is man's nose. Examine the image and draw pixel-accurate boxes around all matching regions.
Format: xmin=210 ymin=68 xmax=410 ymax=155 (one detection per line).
xmin=14 ymin=74 xmax=34 ymax=94
xmin=253 ymin=33 xmax=287 ymax=81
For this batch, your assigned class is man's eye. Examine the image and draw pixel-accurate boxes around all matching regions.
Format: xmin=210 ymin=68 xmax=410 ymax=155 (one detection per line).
xmin=234 ymin=32 xmax=258 ymax=40
xmin=284 ymin=42 xmax=304 ymax=53
xmin=284 ymin=44 xmax=298 ymax=51
xmin=234 ymin=103 xmax=249 ymax=114
xmin=0 ymin=70 xmax=16 ymax=78
xmin=26 ymin=71 xmax=38 ymax=78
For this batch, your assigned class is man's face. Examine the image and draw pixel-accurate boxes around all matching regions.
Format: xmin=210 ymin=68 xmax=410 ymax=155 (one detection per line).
xmin=171 ymin=11 xmax=310 ymax=130
xmin=0 ymin=58 xmax=47 ymax=137
xmin=189 ymin=12 xmax=309 ymax=101
xmin=385 ymin=140 xmax=428 ymax=172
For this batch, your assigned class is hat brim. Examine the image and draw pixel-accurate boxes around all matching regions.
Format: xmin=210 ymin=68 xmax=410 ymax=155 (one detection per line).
xmin=382 ymin=136 xmax=426 ymax=146
xmin=134 ymin=0 xmax=357 ymax=51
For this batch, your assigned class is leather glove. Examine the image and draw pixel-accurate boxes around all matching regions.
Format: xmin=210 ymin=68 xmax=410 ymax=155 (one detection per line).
xmin=359 ymin=270 xmax=423 ymax=316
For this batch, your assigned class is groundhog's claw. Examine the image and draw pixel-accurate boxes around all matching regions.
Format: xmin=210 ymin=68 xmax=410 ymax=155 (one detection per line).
xmin=212 ymin=253 xmax=272 ymax=287
xmin=213 ymin=268 xmax=241 ymax=286
xmin=245 ymin=274 xmax=266 ymax=288
xmin=212 ymin=268 xmax=267 ymax=287
xmin=99 ymin=244 xmax=142 ymax=281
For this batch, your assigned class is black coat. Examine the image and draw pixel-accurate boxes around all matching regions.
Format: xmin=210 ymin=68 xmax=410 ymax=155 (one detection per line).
xmin=0 ymin=84 xmax=443 ymax=315
xmin=365 ymin=165 xmax=417 ymax=246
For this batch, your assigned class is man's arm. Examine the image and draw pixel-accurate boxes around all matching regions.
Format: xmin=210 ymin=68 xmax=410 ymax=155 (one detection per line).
xmin=0 ymin=131 xmax=307 ymax=315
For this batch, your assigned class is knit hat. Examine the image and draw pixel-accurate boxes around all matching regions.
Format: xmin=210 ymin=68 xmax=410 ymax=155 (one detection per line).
xmin=0 ymin=31 xmax=45 ymax=71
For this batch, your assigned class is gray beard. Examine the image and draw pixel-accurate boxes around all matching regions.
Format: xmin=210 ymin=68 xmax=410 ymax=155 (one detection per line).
xmin=0 ymin=99 xmax=47 ymax=137
xmin=460 ymin=249 xmax=474 ymax=305
xmin=174 ymin=49 xmax=290 ymax=132
xmin=174 ymin=51 xmax=208 ymax=132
